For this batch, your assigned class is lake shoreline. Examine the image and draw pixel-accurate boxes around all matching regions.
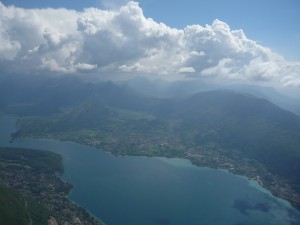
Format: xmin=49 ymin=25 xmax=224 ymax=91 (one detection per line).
xmin=2 ymin=115 xmax=300 ymax=224
xmin=0 ymin=146 xmax=104 ymax=225
xmin=184 ymin=149 xmax=300 ymax=211
xmin=12 ymin=133 xmax=300 ymax=212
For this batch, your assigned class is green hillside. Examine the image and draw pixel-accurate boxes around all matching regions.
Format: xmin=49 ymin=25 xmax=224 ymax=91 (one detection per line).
xmin=168 ymin=91 xmax=300 ymax=192
xmin=0 ymin=185 xmax=30 ymax=225
xmin=0 ymin=147 xmax=63 ymax=173
xmin=4 ymin=79 xmax=300 ymax=209
xmin=0 ymin=185 xmax=50 ymax=225
xmin=0 ymin=147 xmax=103 ymax=225
xmin=0 ymin=147 xmax=63 ymax=225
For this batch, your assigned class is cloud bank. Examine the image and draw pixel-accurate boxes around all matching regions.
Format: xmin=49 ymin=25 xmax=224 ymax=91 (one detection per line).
xmin=0 ymin=1 xmax=299 ymax=87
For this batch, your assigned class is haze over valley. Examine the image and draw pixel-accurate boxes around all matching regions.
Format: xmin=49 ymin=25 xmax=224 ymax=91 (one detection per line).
xmin=0 ymin=1 xmax=300 ymax=225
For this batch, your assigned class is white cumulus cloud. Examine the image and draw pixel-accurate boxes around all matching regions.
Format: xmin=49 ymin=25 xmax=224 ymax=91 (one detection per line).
xmin=0 ymin=1 xmax=299 ymax=87
xmin=178 ymin=67 xmax=196 ymax=73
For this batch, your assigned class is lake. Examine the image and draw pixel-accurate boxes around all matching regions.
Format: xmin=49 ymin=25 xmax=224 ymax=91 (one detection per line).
xmin=0 ymin=116 xmax=299 ymax=225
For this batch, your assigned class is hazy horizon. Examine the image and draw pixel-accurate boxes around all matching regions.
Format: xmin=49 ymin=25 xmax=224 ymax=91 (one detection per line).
xmin=0 ymin=0 xmax=300 ymax=95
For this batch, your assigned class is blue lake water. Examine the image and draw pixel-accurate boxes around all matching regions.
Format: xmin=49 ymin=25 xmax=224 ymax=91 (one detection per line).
xmin=1 ymin=116 xmax=300 ymax=225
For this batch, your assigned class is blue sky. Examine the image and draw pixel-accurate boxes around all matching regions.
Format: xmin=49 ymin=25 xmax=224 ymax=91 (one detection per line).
xmin=140 ymin=0 xmax=300 ymax=61
xmin=1 ymin=0 xmax=300 ymax=60
xmin=1 ymin=0 xmax=300 ymax=88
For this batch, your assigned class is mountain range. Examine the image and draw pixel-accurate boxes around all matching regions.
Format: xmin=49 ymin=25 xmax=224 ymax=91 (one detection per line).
xmin=1 ymin=75 xmax=300 ymax=209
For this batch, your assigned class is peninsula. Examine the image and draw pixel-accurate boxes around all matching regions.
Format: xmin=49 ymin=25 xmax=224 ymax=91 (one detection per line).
xmin=2 ymin=78 xmax=300 ymax=212
xmin=0 ymin=147 xmax=103 ymax=225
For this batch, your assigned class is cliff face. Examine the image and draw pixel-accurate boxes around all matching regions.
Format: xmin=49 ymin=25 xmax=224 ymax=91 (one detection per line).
xmin=48 ymin=215 xmax=87 ymax=225
xmin=48 ymin=217 xmax=58 ymax=225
